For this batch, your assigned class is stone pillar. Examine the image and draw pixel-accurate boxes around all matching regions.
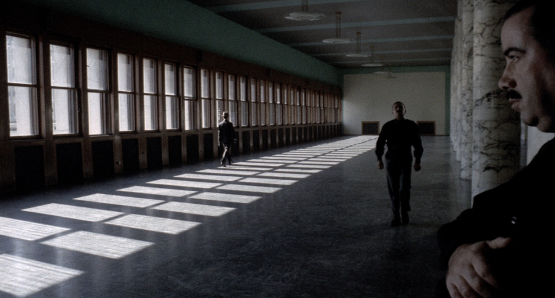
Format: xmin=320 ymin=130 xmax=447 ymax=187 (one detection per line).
xmin=460 ymin=0 xmax=474 ymax=179
xmin=450 ymin=0 xmax=464 ymax=156
xmin=471 ymin=0 xmax=520 ymax=198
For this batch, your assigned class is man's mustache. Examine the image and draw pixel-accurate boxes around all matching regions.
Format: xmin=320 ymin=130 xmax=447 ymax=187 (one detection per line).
xmin=507 ymin=90 xmax=522 ymax=99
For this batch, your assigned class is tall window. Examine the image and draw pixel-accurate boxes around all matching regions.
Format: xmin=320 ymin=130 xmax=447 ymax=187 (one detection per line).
xmin=87 ymin=48 xmax=109 ymax=135
xmin=283 ymin=85 xmax=289 ymax=125
xmin=312 ymin=92 xmax=317 ymax=124
xmin=240 ymin=76 xmax=248 ymax=127
xmin=200 ymin=69 xmax=211 ymax=129
xmin=165 ymin=63 xmax=179 ymax=130
xmin=143 ymin=58 xmax=158 ymax=131
xmin=259 ymin=80 xmax=266 ymax=126
xmin=250 ymin=78 xmax=258 ymax=127
xmin=118 ymin=53 xmax=135 ymax=132
xmin=228 ymin=74 xmax=237 ymax=126
xmin=7 ymin=35 xmax=38 ymax=137
xmin=51 ymin=43 xmax=78 ymax=135
xmin=307 ymin=90 xmax=312 ymax=124
xmin=183 ymin=67 xmax=196 ymax=130
xmin=301 ymin=89 xmax=306 ymax=125
xmin=215 ymin=71 xmax=224 ymax=124
xmin=276 ymin=83 xmax=282 ymax=126
xmin=269 ymin=82 xmax=275 ymax=126
xmin=319 ymin=93 xmax=327 ymax=123
xmin=290 ymin=87 xmax=296 ymax=124
xmin=296 ymin=89 xmax=302 ymax=125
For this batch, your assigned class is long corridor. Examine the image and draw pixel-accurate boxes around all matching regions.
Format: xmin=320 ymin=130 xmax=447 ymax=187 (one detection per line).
xmin=0 ymin=136 xmax=471 ymax=298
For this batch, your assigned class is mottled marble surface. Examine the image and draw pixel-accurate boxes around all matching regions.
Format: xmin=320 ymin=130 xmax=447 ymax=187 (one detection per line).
xmin=0 ymin=136 xmax=471 ymax=298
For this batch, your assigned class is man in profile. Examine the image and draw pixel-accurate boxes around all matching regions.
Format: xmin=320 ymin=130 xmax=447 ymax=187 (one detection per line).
xmin=218 ymin=111 xmax=235 ymax=167
xmin=438 ymin=0 xmax=555 ymax=297
xmin=376 ymin=101 xmax=423 ymax=226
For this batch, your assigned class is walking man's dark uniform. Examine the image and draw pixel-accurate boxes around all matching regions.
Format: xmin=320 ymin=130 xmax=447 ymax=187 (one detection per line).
xmin=218 ymin=112 xmax=235 ymax=167
xmin=376 ymin=102 xmax=423 ymax=226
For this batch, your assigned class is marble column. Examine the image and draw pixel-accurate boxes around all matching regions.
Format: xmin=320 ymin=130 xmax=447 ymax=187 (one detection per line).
xmin=450 ymin=0 xmax=464 ymax=157
xmin=471 ymin=0 xmax=520 ymax=198
xmin=459 ymin=0 xmax=474 ymax=179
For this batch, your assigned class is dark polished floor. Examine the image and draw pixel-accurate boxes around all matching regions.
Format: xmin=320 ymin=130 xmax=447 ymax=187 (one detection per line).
xmin=0 ymin=136 xmax=471 ymax=298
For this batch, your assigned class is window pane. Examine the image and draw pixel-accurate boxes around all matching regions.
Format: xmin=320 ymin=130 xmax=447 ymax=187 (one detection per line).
xmin=87 ymin=48 xmax=108 ymax=91
xmin=50 ymin=44 xmax=74 ymax=88
xmin=228 ymin=75 xmax=235 ymax=100
xmin=240 ymin=76 xmax=247 ymax=101
xmin=216 ymin=99 xmax=225 ymax=124
xmin=166 ymin=96 xmax=179 ymax=129
xmin=144 ymin=95 xmax=158 ymax=130
xmin=53 ymin=88 xmax=78 ymax=135
xmin=6 ymin=35 xmax=36 ymax=84
xmin=201 ymin=69 xmax=210 ymax=98
xmin=8 ymin=86 xmax=38 ymax=136
xmin=143 ymin=58 xmax=156 ymax=94
xmin=184 ymin=100 xmax=196 ymax=130
xmin=201 ymin=99 xmax=210 ymax=128
xmin=118 ymin=54 xmax=133 ymax=92
xmin=165 ymin=64 xmax=176 ymax=96
xmin=119 ymin=93 xmax=135 ymax=132
xmin=260 ymin=102 xmax=266 ymax=126
xmin=184 ymin=68 xmax=195 ymax=98
xmin=229 ymin=101 xmax=237 ymax=126
xmin=88 ymin=92 xmax=107 ymax=135
xmin=216 ymin=72 xmax=223 ymax=99
xmin=241 ymin=101 xmax=248 ymax=127
xmin=260 ymin=81 xmax=265 ymax=103
xmin=251 ymin=102 xmax=257 ymax=126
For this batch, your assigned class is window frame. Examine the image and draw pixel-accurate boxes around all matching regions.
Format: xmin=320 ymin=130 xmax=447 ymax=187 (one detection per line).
xmin=6 ymin=33 xmax=40 ymax=138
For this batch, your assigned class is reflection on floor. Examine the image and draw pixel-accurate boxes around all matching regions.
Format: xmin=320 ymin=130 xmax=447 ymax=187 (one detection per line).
xmin=0 ymin=136 xmax=471 ymax=298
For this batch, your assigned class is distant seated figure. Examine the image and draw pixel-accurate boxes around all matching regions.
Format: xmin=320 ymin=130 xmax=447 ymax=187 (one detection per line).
xmin=437 ymin=1 xmax=555 ymax=297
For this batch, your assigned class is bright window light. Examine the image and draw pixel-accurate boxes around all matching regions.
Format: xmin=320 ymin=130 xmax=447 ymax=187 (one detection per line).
xmin=0 ymin=217 xmax=69 ymax=241
xmin=117 ymin=186 xmax=196 ymax=197
xmin=262 ymin=156 xmax=307 ymax=160
xmin=274 ymin=168 xmax=322 ymax=173
xmin=152 ymin=202 xmax=235 ymax=217
xmin=74 ymin=193 xmax=164 ymax=208
xmin=198 ymin=169 xmax=260 ymax=176
xmin=246 ymin=159 xmax=297 ymax=164
xmin=189 ymin=192 xmax=261 ymax=204
xmin=217 ymin=184 xmax=281 ymax=194
xmin=174 ymin=173 xmax=242 ymax=182
xmin=106 ymin=214 xmax=200 ymax=235
xmin=286 ymin=164 xmax=330 ymax=169
xmin=23 ymin=204 xmax=123 ymax=222
xmin=0 ymin=254 xmax=83 ymax=297
xmin=239 ymin=177 xmax=297 ymax=186
xmin=147 ymin=179 xmax=221 ymax=189
xmin=309 ymin=157 xmax=348 ymax=162
xmin=41 ymin=231 xmax=153 ymax=259
xmin=298 ymin=161 xmax=339 ymax=165
xmin=216 ymin=166 xmax=273 ymax=171
xmin=232 ymin=162 xmax=283 ymax=167
xmin=257 ymin=172 xmax=310 ymax=179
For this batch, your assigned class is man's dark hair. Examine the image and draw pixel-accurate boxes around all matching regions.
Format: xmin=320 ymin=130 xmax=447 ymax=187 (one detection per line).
xmin=505 ymin=0 xmax=555 ymax=59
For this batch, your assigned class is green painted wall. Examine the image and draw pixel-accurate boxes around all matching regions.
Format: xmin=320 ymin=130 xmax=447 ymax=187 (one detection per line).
xmin=23 ymin=0 xmax=340 ymax=86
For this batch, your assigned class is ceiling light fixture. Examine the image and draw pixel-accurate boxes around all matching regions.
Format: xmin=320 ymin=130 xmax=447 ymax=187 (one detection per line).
xmin=361 ymin=47 xmax=384 ymax=67
xmin=285 ymin=0 xmax=325 ymax=21
xmin=322 ymin=12 xmax=351 ymax=44
xmin=346 ymin=32 xmax=369 ymax=58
